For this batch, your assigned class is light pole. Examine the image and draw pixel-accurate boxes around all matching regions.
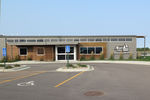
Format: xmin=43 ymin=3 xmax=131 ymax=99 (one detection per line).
xmin=144 ymin=36 xmax=146 ymax=58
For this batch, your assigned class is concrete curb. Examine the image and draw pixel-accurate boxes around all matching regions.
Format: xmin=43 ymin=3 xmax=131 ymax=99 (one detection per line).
xmin=0 ymin=60 xmax=150 ymax=66
xmin=0 ymin=65 xmax=30 ymax=72
xmin=56 ymin=65 xmax=94 ymax=72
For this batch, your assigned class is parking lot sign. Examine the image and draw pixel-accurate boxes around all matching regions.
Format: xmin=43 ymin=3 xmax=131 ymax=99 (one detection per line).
xmin=3 ymin=48 xmax=6 ymax=56
xmin=66 ymin=46 xmax=70 ymax=53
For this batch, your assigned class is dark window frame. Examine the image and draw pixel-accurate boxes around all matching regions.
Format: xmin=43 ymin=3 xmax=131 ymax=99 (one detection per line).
xmin=19 ymin=47 xmax=28 ymax=56
xmin=80 ymin=46 xmax=103 ymax=55
xmin=37 ymin=47 xmax=45 ymax=55
xmin=88 ymin=47 xmax=95 ymax=54
xmin=96 ymin=47 xmax=103 ymax=54
xmin=80 ymin=47 xmax=88 ymax=54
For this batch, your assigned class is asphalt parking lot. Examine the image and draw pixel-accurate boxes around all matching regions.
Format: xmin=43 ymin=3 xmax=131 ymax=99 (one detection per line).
xmin=0 ymin=63 xmax=150 ymax=100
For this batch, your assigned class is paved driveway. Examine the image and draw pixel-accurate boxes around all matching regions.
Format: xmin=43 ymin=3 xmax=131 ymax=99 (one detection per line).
xmin=0 ymin=63 xmax=150 ymax=100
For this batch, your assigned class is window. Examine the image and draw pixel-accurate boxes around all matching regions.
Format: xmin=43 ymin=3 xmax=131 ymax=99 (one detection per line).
xmin=69 ymin=55 xmax=74 ymax=60
xmin=37 ymin=39 xmax=43 ymax=42
xmin=96 ymin=47 xmax=103 ymax=54
xmin=119 ymin=38 xmax=125 ymax=41
xmin=27 ymin=40 xmax=36 ymax=42
xmin=58 ymin=55 xmax=65 ymax=60
xmin=88 ymin=47 xmax=95 ymax=54
xmin=51 ymin=39 xmax=58 ymax=42
xmin=45 ymin=39 xmax=50 ymax=42
xmin=20 ymin=48 xmax=27 ymax=56
xmin=111 ymin=38 xmax=118 ymax=41
xmin=15 ymin=40 xmax=18 ymax=42
xmin=126 ymin=38 xmax=132 ymax=41
xmin=88 ymin=38 xmax=95 ymax=42
xmin=80 ymin=47 xmax=103 ymax=55
xmin=80 ymin=47 xmax=87 ymax=54
xmin=37 ymin=47 xmax=45 ymax=55
xmin=96 ymin=38 xmax=102 ymax=42
xmin=74 ymin=39 xmax=79 ymax=42
xmin=80 ymin=38 xmax=87 ymax=42
xmin=59 ymin=39 xmax=65 ymax=42
xmin=103 ymin=38 xmax=110 ymax=41
xmin=7 ymin=40 xmax=14 ymax=42
xmin=66 ymin=39 xmax=73 ymax=42
xmin=70 ymin=47 xmax=74 ymax=53
xmin=20 ymin=39 xmax=26 ymax=42
xmin=58 ymin=47 xmax=65 ymax=53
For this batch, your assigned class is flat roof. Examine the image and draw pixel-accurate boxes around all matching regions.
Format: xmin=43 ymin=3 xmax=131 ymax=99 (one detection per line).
xmin=0 ymin=35 xmax=138 ymax=38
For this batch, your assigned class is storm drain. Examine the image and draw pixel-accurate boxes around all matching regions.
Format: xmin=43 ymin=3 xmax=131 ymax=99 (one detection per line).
xmin=84 ymin=91 xmax=104 ymax=96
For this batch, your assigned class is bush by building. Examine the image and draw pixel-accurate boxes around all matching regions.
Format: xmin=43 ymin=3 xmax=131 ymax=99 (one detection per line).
xmin=119 ymin=52 xmax=123 ymax=60
xmin=109 ymin=52 xmax=114 ymax=60
xmin=99 ymin=53 xmax=104 ymax=60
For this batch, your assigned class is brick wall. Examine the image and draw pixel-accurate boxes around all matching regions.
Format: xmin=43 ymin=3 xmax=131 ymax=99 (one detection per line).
xmin=7 ymin=44 xmax=55 ymax=61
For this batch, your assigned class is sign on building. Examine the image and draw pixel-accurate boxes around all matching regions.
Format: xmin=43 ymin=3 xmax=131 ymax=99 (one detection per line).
xmin=114 ymin=44 xmax=129 ymax=52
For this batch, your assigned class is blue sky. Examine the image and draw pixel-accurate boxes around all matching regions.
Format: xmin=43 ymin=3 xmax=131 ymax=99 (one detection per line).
xmin=0 ymin=0 xmax=149 ymax=47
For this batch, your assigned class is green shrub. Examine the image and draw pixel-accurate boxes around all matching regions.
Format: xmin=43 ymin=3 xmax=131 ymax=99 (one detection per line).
xmin=27 ymin=56 xmax=32 ymax=61
xmin=109 ymin=53 xmax=114 ymax=60
xmin=0 ymin=64 xmax=4 ymax=67
xmin=77 ymin=64 xmax=87 ymax=67
xmin=15 ymin=55 xmax=20 ymax=61
xmin=5 ymin=65 xmax=13 ymax=69
xmin=128 ymin=53 xmax=133 ymax=60
xmin=80 ymin=55 xmax=86 ymax=61
xmin=99 ymin=53 xmax=104 ymax=60
xmin=89 ymin=55 xmax=95 ymax=60
xmin=119 ymin=52 xmax=123 ymax=60
xmin=66 ymin=64 xmax=76 ymax=68
xmin=1 ymin=57 xmax=6 ymax=62
xmin=40 ymin=58 xmax=44 ymax=61
xmin=14 ymin=64 xmax=20 ymax=67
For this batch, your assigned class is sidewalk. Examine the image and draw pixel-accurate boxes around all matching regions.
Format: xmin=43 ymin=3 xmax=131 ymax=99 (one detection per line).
xmin=0 ymin=60 xmax=150 ymax=66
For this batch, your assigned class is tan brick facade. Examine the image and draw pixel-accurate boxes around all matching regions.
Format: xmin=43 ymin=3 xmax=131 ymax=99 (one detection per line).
xmin=7 ymin=44 xmax=55 ymax=61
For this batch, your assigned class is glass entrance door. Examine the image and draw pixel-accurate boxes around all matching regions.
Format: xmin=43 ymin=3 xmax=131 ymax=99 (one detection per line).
xmin=56 ymin=46 xmax=76 ymax=61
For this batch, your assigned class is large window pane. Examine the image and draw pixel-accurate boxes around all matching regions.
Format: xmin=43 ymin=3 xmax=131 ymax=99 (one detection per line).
xmin=111 ymin=38 xmax=118 ymax=41
xmin=119 ymin=38 xmax=125 ymax=41
xmin=126 ymin=38 xmax=132 ymax=41
xmin=70 ymin=47 xmax=74 ymax=53
xmin=20 ymin=48 xmax=27 ymax=55
xmin=37 ymin=39 xmax=43 ymax=42
xmin=80 ymin=47 xmax=87 ymax=54
xmin=7 ymin=40 xmax=14 ymax=43
xmin=88 ymin=38 xmax=95 ymax=42
xmin=96 ymin=38 xmax=102 ymax=41
xmin=51 ymin=39 xmax=58 ymax=42
xmin=58 ymin=55 xmax=65 ymax=60
xmin=88 ymin=47 xmax=95 ymax=54
xmin=69 ymin=55 xmax=74 ymax=60
xmin=74 ymin=39 xmax=79 ymax=42
xmin=27 ymin=40 xmax=36 ymax=42
xmin=58 ymin=47 xmax=65 ymax=53
xmin=96 ymin=47 xmax=102 ymax=54
xmin=20 ymin=39 xmax=26 ymax=42
xmin=80 ymin=38 xmax=87 ymax=42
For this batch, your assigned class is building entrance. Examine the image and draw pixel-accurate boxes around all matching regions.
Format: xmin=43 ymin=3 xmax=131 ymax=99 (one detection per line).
xmin=55 ymin=46 xmax=76 ymax=61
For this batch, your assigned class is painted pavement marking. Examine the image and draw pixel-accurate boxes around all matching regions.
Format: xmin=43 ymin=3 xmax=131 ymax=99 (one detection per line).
xmin=0 ymin=71 xmax=47 ymax=85
xmin=55 ymin=71 xmax=85 ymax=87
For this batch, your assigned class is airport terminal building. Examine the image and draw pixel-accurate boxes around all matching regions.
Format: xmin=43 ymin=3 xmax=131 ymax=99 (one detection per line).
xmin=0 ymin=35 xmax=141 ymax=61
